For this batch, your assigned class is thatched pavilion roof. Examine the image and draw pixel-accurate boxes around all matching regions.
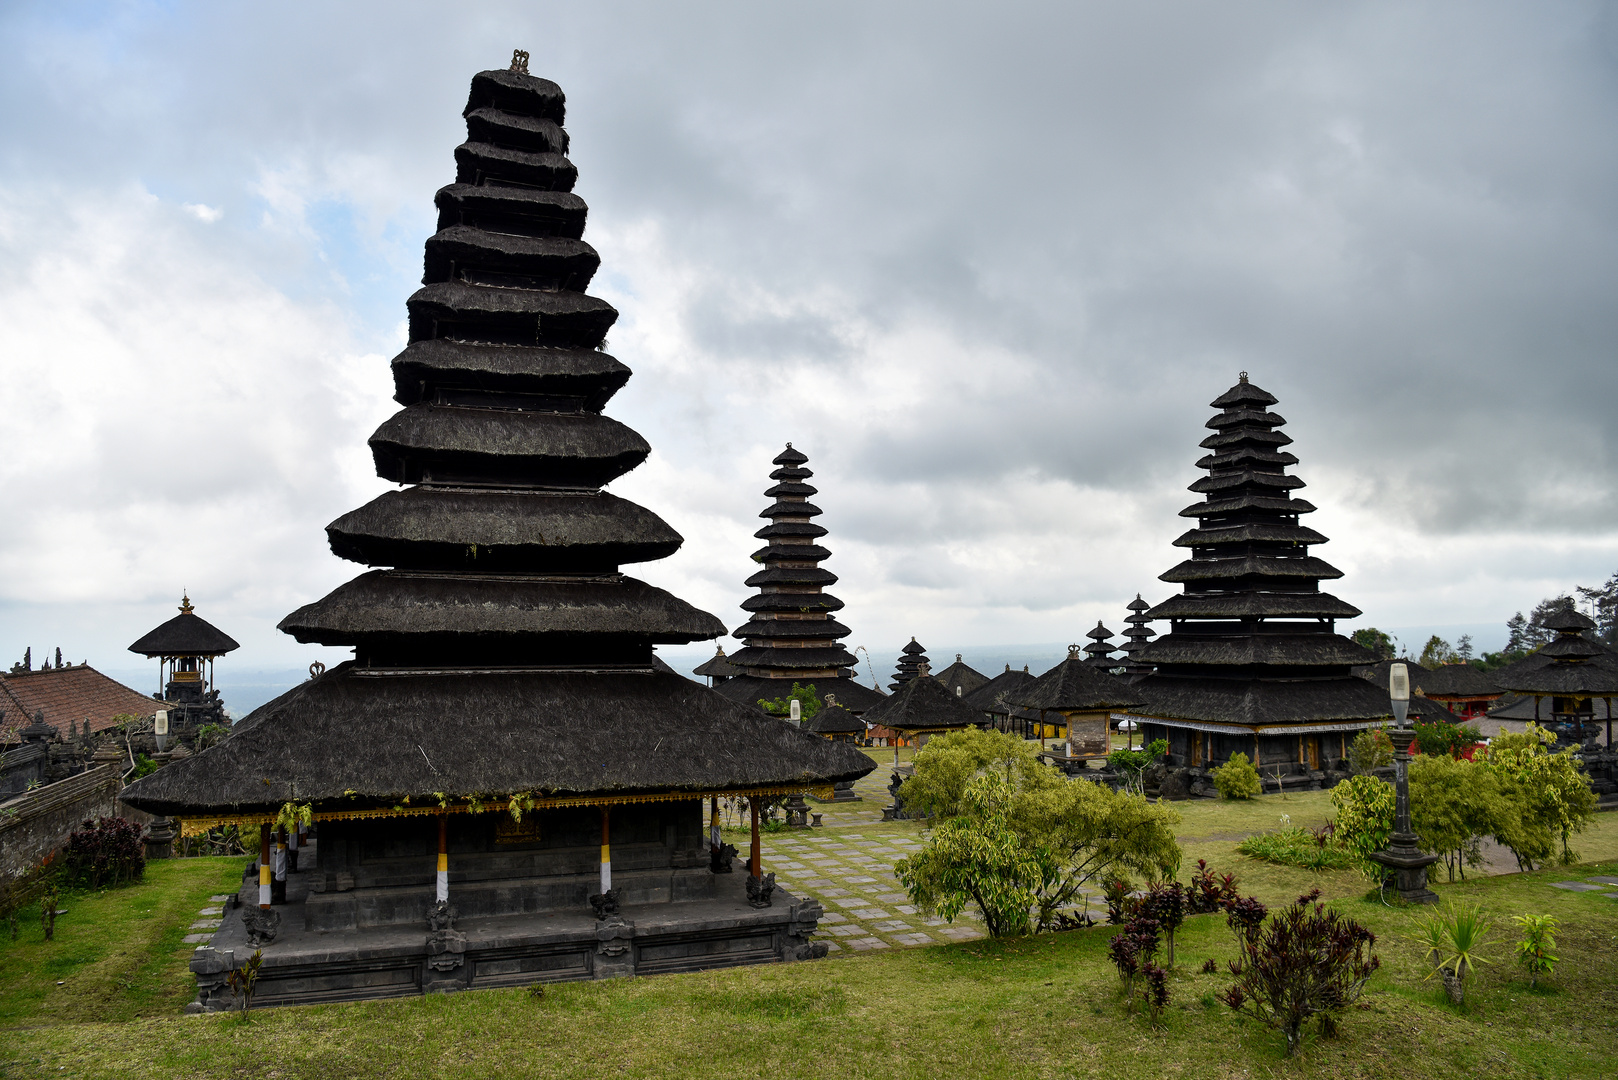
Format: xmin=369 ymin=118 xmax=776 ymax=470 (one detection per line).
xmin=863 ymin=672 xmax=981 ymax=732
xmin=128 ymin=597 xmax=240 ymax=658
xmin=1011 ymin=651 xmax=1145 ymax=712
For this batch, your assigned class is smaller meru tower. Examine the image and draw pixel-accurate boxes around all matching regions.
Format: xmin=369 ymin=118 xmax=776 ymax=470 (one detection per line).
xmin=717 ymin=445 xmax=885 ymax=713
xmin=1130 ymin=375 xmax=1388 ymax=789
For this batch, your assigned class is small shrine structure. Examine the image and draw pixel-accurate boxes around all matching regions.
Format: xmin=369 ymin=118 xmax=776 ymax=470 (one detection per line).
xmin=122 ymin=59 xmax=872 ymax=1009
xmin=1082 ymin=622 xmax=1118 ymax=670
xmin=128 ymin=594 xmax=240 ymax=743
xmin=691 ymin=646 xmax=740 ymax=689
xmin=1120 ymin=595 xmax=1156 ymax=677
xmin=1128 ymin=375 xmax=1390 ymax=789
xmin=933 ymin=654 xmax=989 ymax=700
xmin=960 ymin=664 xmax=1040 ymax=736
xmin=1413 ymin=663 xmax=1502 ymax=719
xmin=715 ymin=446 xmax=886 ymax=715
xmin=1010 ymin=646 xmax=1144 ymax=760
xmin=888 ymin=638 xmax=929 ymax=691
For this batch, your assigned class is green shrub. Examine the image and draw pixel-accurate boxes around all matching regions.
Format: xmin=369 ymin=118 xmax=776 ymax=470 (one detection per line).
xmin=1107 ymin=739 xmax=1167 ymax=794
xmin=1212 ymin=753 xmax=1261 ymax=800
xmin=1348 ymin=728 xmax=1393 ymax=774
xmin=1413 ymin=719 xmax=1484 ymax=759
xmin=1484 ymin=723 xmax=1598 ymax=869
xmin=1235 ymin=827 xmax=1354 ymax=870
xmin=1417 ymin=901 xmax=1496 ymax=1006
xmin=1329 ymin=774 xmax=1395 ymax=874
xmin=1512 ymin=913 xmax=1558 ymax=988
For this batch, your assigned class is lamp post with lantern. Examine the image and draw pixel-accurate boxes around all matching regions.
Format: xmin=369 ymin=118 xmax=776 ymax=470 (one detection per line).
xmin=1368 ymin=662 xmax=1440 ymax=903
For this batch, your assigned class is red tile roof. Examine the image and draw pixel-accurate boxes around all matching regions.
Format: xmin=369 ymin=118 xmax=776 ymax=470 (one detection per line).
xmin=0 ymin=665 xmax=168 ymax=738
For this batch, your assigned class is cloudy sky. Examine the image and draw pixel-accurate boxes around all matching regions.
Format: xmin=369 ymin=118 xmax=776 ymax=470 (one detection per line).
xmin=2 ymin=1 xmax=1615 ymax=703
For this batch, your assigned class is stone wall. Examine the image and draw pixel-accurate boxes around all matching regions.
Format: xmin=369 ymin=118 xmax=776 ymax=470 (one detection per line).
xmin=0 ymin=763 xmax=122 ymax=885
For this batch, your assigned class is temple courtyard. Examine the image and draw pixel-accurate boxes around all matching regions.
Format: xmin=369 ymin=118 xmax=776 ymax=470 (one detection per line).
xmin=4 ymin=760 xmax=1617 ymax=1079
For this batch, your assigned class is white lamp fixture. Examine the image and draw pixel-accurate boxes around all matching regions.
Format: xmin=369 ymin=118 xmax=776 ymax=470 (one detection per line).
xmin=154 ymin=709 xmax=170 ymax=753
xmin=1389 ymin=662 xmax=1410 ymax=727
xmin=789 ymin=698 xmax=801 ymax=724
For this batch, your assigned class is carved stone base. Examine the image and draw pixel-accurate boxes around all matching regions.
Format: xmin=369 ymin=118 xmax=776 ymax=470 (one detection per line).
xmin=746 ymin=872 xmax=776 ymax=909
xmin=242 ymin=906 xmax=281 ymax=947
xmin=1369 ymin=834 xmax=1441 ymax=905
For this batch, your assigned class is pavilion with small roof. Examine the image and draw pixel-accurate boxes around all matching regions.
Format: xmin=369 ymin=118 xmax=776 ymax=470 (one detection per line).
xmin=1082 ymin=622 xmax=1118 ymax=670
xmin=1011 ymin=646 xmax=1144 ymax=760
xmin=933 ymin=653 xmax=989 ymax=700
xmin=960 ymin=664 xmax=1040 ymax=736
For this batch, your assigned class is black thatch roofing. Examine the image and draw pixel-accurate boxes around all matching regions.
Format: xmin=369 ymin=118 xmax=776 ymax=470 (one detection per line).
xmin=1493 ymin=619 xmax=1618 ymax=696
xmin=326 ymin=488 xmax=682 ymax=572
xmin=434 ymin=184 xmax=586 ymax=239
xmin=758 ymin=500 xmax=823 ymax=519
xmin=391 ymin=339 xmax=629 ymax=411
xmin=733 ymin=617 xmax=853 ymax=641
xmin=754 ymin=521 xmax=827 ymax=540
xmin=1140 ymin=635 xmax=1376 ymax=667
xmin=406 ymin=281 xmax=616 ymax=349
xmin=1353 ymin=657 xmax=1432 ymax=687
xmin=1173 ymin=524 xmax=1329 ymax=548
xmin=692 ymin=647 xmax=741 ymax=679
xmin=422 ymin=228 xmax=600 ymax=292
xmin=369 ymin=406 xmax=649 ymax=488
xmin=712 ymin=673 xmax=887 ymax=715
xmin=763 ymin=482 xmax=817 ymax=499
xmin=1131 ymin=673 xmax=1393 ymax=729
xmin=1011 ymin=655 xmax=1144 ymax=712
xmin=1179 ymin=495 xmax=1318 ymax=519
xmin=933 ymin=656 xmax=990 ymax=699
xmin=119 ymin=667 xmax=875 ymax=817
xmin=128 ymin=601 xmax=240 ymax=658
xmin=808 ymin=703 xmax=865 ymax=735
xmin=279 ymin=572 xmax=724 ymax=648
xmin=1159 ymin=555 xmax=1344 ymax=583
xmin=863 ymin=672 xmax=982 ymax=732
xmin=960 ymin=666 xmax=1037 ymax=713
xmin=1416 ymin=663 xmax=1501 ymax=698
xmin=740 ymin=593 xmax=845 ymax=614
xmin=726 ymin=645 xmax=859 ymax=671
xmin=454 ymin=142 xmax=576 ymax=190
xmin=750 ymin=543 xmax=833 ymax=563
xmin=744 ymin=567 xmax=839 ymax=588
xmin=1148 ymin=593 xmax=1361 ymax=620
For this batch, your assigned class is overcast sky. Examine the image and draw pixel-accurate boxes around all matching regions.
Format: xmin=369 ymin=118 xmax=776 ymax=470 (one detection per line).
xmin=2 ymin=1 xmax=1615 ymax=699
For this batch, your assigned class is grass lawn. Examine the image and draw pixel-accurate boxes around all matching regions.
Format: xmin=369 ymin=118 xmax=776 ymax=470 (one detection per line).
xmin=3 ymin=801 xmax=1617 ymax=1079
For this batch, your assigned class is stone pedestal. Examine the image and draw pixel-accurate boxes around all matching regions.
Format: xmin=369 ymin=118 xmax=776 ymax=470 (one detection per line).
xmin=143 ymin=817 xmax=176 ymax=861
xmin=1368 ymin=831 xmax=1440 ymax=904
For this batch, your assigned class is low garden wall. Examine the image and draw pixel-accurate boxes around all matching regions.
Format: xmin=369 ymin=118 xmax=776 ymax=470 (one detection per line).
xmin=0 ymin=763 xmax=121 ymax=885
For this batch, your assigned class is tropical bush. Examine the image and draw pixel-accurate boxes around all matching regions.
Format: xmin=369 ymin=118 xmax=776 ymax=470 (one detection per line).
xmin=896 ymin=753 xmax=1181 ymax=935
xmin=1107 ymin=739 xmax=1167 ymax=794
xmin=1512 ymin=913 xmax=1559 ymax=988
xmin=63 ymin=816 xmax=146 ymax=890
xmin=1348 ymin=727 xmax=1393 ymax=774
xmin=1220 ymin=889 xmax=1380 ymax=1056
xmin=1416 ymin=901 xmax=1495 ymax=1006
xmin=1212 ymin=752 xmax=1261 ymax=800
xmin=1407 ymin=754 xmax=1508 ymax=882
xmin=1483 ymin=724 xmax=1597 ymax=870
xmin=898 ymin=729 xmax=1042 ymax=819
xmin=1413 ymin=719 xmax=1484 ymax=759
xmin=1328 ymin=774 xmax=1395 ymax=873
xmin=758 ymin=682 xmax=822 ymax=722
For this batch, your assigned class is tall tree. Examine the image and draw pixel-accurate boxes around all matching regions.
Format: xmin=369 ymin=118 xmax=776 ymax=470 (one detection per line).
xmin=1351 ymin=628 xmax=1395 ymax=660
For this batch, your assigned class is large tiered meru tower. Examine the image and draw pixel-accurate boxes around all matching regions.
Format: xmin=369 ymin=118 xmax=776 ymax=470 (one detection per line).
xmin=122 ymin=58 xmax=872 ymax=1010
xmin=715 ymin=445 xmax=886 ymax=714
xmin=1129 ymin=374 xmax=1389 ymax=793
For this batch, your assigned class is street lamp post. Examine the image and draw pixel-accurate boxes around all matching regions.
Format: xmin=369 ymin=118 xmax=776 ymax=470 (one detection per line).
xmin=1368 ymin=662 xmax=1440 ymax=903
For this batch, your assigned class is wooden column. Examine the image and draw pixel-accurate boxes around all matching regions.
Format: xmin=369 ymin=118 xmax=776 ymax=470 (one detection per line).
xmin=599 ymin=807 xmax=612 ymax=894
xmin=436 ymin=813 xmax=449 ymax=904
xmin=749 ymin=797 xmax=761 ymax=878
xmin=1252 ymin=734 xmax=1260 ymax=768
xmin=258 ymin=823 xmax=271 ymax=909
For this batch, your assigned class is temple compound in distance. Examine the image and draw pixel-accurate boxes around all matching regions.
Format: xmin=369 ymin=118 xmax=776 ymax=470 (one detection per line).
xmin=121 ymin=57 xmax=873 ymax=1009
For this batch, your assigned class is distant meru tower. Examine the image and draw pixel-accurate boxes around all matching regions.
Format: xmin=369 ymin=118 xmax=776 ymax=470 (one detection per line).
xmin=1130 ymin=374 xmax=1389 ymax=790
xmin=716 ymin=445 xmax=886 ymax=714
xmin=123 ymin=57 xmax=872 ymax=1009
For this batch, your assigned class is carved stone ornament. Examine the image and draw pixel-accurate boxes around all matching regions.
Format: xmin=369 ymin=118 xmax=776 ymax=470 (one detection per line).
xmin=745 ymin=872 xmax=776 ymax=909
xmin=588 ymin=888 xmax=620 ymax=919
xmin=595 ymin=914 xmax=635 ymax=957
xmin=242 ymin=906 xmax=280 ymax=947
xmin=426 ymin=899 xmax=458 ymax=932
xmin=426 ymin=927 xmax=467 ymax=971
xmin=510 ymin=49 xmax=530 ymax=74
xmin=710 ymin=841 xmax=738 ymax=874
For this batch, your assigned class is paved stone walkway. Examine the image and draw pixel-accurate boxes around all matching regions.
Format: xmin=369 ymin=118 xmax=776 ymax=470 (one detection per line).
xmin=183 ymin=894 xmax=233 ymax=943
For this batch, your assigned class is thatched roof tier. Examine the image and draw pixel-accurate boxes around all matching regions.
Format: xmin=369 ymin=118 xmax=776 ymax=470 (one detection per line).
xmin=1195 ymin=448 xmax=1299 ymax=470
xmin=1206 ymin=408 xmax=1286 ymax=430
xmin=740 ymin=592 xmax=844 ymax=614
xmin=808 ymin=704 xmax=865 ymax=735
xmin=763 ymin=482 xmax=817 ymax=499
xmin=422 ymin=228 xmax=600 ymax=291
xmin=278 ymin=572 xmax=724 ymax=648
xmin=727 ymin=645 xmax=859 ymax=671
xmin=1188 ymin=470 xmax=1306 ymax=495
xmin=1538 ymin=634 xmax=1604 ymax=661
xmin=758 ymin=500 xmax=823 ymax=519
xmin=1012 ymin=654 xmax=1143 ymax=712
xmin=933 ymin=656 xmax=990 ymax=699
xmin=128 ymin=603 xmax=241 ymax=658
xmin=750 ymin=543 xmax=833 ymax=563
xmin=1417 ymin=664 xmax=1501 ymax=698
xmin=391 ymin=340 xmax=629 ymax=410
xmin=1148 ymin=592 xmax=1361 ymax=620
xmin=1493 ymin=613 xmax=1618 ymax=696
xmin=1354 ymin=657 xmax=1432 ymax=686
xmin=1122 ymin=594 xmax=1157 ymax=672
xmin=888 ymin=639 xmax=930 ymax=691
xmin=713 ymin=674 xmax=887 ymax=715
xmin=1139 ymin=635 xmax=1376 ymax=667
xmin=464 ymin=68 xmax=567 ymax=121
xmin=369 ymin=406 xmax=649 ymax=487
xmin=406 ymin=281 xmax=617 ymax=349
xmin=961 ymin=666 xmax=1038 ymax=714
xmin=434 ymin=184 xmax=586 ymax=238
xmin=864 ymin=672 xmax=981 ymax=732
xmin=1210 ymin=381 xmax=1279 ymax=408
xmin=119 ymin=666 xmax=875 ymax=818
xmin=464 ymin=107 xmax=569 ymax=154
xmin=1180 ymin=495 xmax=1318 ymax=518
xmin=1131 ymin=675 xmax=1392 ymax=729
xmin=754 ymin=521 xmax=828 ymax=540
xmin=744 ymin=567 xmax=838 ymax=589
xmin=1172 ymin=523 xmax=1329 ymax=547
xmin=454 ymin=142 xmax=576 ymax=190
xmin=1200 ymin=427 xmax=1292 ymax=450
xmin=326 ymin=489 xmax=681 ymax=572
xmin=733 ymin=617 xmax=853 ymax=641
xmin=773 ymin=446 xmax=809 ymax=466
xmin=1159 ymin=555 xmax=1343 ymax=583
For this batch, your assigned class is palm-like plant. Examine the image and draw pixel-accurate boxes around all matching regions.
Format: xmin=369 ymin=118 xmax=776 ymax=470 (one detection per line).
xmin=1418 ymin=901 xmax=1496 ymax=1005
xmin=1511 ymin=913 xmax=1559 ymax=988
